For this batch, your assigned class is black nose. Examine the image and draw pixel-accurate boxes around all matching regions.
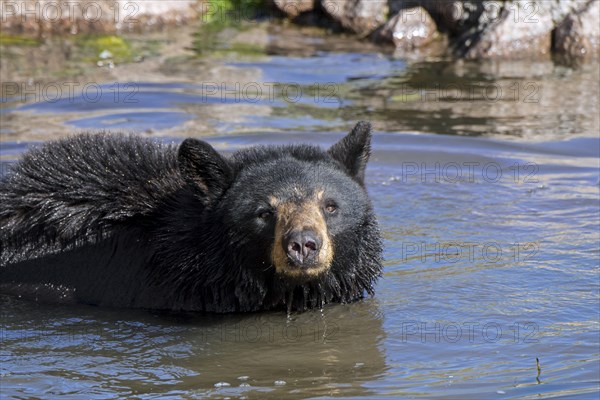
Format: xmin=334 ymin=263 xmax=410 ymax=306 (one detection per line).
xmin=284 ymin=230 xmax=321 ymax=267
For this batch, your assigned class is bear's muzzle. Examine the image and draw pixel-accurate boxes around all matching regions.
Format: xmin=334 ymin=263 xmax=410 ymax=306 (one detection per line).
xmin=271 ymin=196 xmax=334 ymax=279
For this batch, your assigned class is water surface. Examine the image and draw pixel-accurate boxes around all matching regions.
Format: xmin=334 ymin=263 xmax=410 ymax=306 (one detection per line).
xmin=1 ymin=24 xmax=599 ymax=399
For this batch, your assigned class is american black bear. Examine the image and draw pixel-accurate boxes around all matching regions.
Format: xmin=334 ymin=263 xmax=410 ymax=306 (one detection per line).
xmin=0 ymin=122 xmax=382 ymax=313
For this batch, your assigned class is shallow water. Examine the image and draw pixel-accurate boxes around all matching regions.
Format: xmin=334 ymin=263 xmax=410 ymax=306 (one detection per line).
xmin=1 ymin=24 xmax=599 ymax=399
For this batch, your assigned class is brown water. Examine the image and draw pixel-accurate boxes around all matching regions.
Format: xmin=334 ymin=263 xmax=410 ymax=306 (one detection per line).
xmin=1 ymin=23 xmax=599 ymax=399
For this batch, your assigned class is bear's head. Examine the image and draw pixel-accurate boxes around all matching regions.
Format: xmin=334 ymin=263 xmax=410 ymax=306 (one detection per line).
xmin=176 ymin=122 xmax=382 ymax=290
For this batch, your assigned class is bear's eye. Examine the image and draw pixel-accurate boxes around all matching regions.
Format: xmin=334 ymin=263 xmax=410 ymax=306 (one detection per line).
xmin=324 ymin=201 xmax=338 ymax=214
xmin=258 ymin=210 xmax=273 ymax=220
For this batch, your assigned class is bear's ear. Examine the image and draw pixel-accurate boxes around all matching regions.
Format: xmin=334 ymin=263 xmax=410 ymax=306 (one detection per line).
xmin=328 ymin=121 xmax=372 ymax=184
xmin=178 ymin=138 xmax=233 ymax=200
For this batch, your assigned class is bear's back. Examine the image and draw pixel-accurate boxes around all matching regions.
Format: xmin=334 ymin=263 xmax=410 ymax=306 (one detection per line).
xmin=0 ymin=133 xmax=183 ymax=264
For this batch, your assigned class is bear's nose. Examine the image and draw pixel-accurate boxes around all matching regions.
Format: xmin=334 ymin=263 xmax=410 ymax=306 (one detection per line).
xmin=284 ymin=230 xmax=321 ymax=267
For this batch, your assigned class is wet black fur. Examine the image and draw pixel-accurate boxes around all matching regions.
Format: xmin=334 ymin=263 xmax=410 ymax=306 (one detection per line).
xmin=0 ymin=122 xmax=383 ymax=313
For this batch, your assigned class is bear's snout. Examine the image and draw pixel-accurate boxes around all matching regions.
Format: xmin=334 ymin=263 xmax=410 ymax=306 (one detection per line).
xmin=270 ymin=197 xmax=334 ymax=279
xmin=284 ymin=230 xmax=321 ymax=267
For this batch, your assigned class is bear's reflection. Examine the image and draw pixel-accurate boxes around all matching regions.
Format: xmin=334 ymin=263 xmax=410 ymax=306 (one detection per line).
xmin=172 ymin=300 xmax=387 ymax=398
xmin=1 ymin=293 xmax=387 ymax=398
